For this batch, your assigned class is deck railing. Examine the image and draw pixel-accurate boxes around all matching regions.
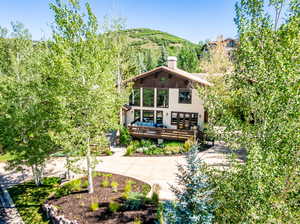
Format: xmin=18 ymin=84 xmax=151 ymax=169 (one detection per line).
xmin=127 ymin=125 xmax=199 ymax=141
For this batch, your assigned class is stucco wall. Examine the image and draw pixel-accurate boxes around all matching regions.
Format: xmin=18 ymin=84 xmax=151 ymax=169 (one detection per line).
xmin=125 ymin=88 xmax=204 ymax=129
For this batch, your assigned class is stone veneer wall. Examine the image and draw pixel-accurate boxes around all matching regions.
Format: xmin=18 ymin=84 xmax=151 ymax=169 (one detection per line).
xmin=42 ymin=203 xmax=79 ymax=224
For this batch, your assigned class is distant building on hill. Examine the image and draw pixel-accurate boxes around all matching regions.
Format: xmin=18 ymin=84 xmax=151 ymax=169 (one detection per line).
xmin=201 ymin=35 xmax=238 ymax=57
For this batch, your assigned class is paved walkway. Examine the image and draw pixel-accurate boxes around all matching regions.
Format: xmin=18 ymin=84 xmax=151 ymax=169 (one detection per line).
xmin=0 ymin=143 xmax=243 ymax=201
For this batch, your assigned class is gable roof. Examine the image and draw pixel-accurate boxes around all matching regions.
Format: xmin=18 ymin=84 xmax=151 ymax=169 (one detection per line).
xmin=124 ymin=66 xmax=213 ymax=87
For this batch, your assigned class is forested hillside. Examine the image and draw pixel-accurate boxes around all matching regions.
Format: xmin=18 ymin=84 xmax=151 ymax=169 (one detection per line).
xmin=122 ymin=28 xmax=202 ymax=73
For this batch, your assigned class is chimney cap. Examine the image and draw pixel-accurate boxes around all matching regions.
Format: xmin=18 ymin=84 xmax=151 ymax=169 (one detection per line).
xmin=167 ymin=56 xmax=177 ymax=61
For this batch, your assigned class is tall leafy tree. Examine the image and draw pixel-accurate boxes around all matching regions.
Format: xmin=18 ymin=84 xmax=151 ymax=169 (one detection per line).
xmin=177 ymin=45 xmax=199 ymax=72
xmin=199 ymin=38 xmax=233 ymax=74
xmin=0 ymin=23 xmax=61 ymax=185
xmin=199 ymin=0 xmax=300 ymax=222
xmin=49 ymin=0 xmax=130 ymax=193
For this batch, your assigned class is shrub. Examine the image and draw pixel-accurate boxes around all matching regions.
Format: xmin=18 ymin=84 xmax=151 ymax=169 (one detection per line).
xmin=109 ymin=201 xmax=121 ymax=213
xmin=119 ymin=127 xmax=132 ymax=146
xmin=92 ymin=171 xmax=101 ymax=177
xmin=141 ymin=184 xmax=151 ymax=196
xmin=55 ymin=185 xmax=72 ymax=198
xmin=164 ymin=145 xmax=181 ymax=154
xmin=183 ymin=138 xmax=194 ymax=152
xmin=104 ymin=149 xmax=113 ymax=156
xmin=133 ymin=217 xmax=142 ymax=224
xmin=123 ymin=192 xmax=146 ymax=210
xmin=125 ymin=140 xmax=140 ymax=156
xmin=90 ymin=201 xmax=99 ymax=211
xmin=81 ymin=179 xmax=89 ymax=188
xmin=140 ymin=139 xmax=153 ymax=147
xmin=151 ymin=192 xmax=159 ymax=205
xmin=42 ymin=177 xmax=61 ymax=186
xmin=103 ymin=173 xmax=113 ymax=178
xmin=144 ymin=145 xmax=164 ymax=155
xmin=101 ymin=179 xmax=110 ymax=188
xmin=68 ymin=179 xmax=82 ymax=191
xmin=111 ymin=181 xmax=119 ymax=192
xmin=122 ymin=180 xmax=135 ymax=199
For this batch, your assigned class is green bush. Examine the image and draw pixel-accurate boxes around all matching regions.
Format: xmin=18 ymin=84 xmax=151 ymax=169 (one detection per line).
xmin=111 ymin=181 xmax=119 ymax=192
xmin=42 ymin=177 xmax=61 ymax=186
xmin=151 ymin=192 xmax=159 ymax=205
xmin=122 ymin=180 xmax=135 ymax=199
xmin=123 ymin=192 xmax=147 ymax=210
xmin=109 ymin=201 xmax=121 ymax=213
xmin=164 ymin=145 xmax=181 ymax=154
xmin=125 ymin=140 xmax=140 ymax=156
xmin=81 ymin=179 xmax=89 ymax=188
xmin=68 ymin=179 xmax=82 ymax=191
xmin=119 ymin=127 xmax=132 ymax=146
xmin=90 ymin=201 xmax=99 ymax=211
xmin=143 ymin=146 xmax=164 ymax=155
xmin=141 ymin=184 xmax=151 ymax=196
xmin=140 ymin=139 xmax=153 ymax=147
xmin=183 ymin=138 xmax=194 ymax=152
xmin=55 ymin=185 xmax=72 ymax=198
xmin=101 ymin=179 xmax=110 ymax=187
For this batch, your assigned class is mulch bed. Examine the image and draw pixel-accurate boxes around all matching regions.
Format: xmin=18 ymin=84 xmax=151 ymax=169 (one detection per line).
xmin=47 ymin=172 xmax=157 ymax=224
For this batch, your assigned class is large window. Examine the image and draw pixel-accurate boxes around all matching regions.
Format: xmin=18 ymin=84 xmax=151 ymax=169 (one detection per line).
xmin=156 ymin=111 xmax=163 ymax=125
xmin=133 ymin=109 xmax=141 ymax=123
xmin=129 ymin=88 xmax=140 ymax=106
xmin=142 ymin=110 xmax=154 ymax=123
xmin=171 ymin=112 xmax=198 ymax=129
xmin=157 ymin=89 xmax=169 ymax=108
xmin=179 ymin=89 xmax=192 ymax=104
xmin=143 ymin=88 xmax=154 ymax=107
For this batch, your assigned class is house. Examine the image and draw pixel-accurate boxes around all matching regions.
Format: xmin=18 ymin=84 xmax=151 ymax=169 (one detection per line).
xmin=201 ymin=36 xmax=238 ymax=57
xmin=122 ymin=56 xmax=212 ymax=141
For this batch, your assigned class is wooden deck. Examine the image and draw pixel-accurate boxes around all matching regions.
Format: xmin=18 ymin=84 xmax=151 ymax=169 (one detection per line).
xmin=127 ymin=125 xmax=199 ymax=141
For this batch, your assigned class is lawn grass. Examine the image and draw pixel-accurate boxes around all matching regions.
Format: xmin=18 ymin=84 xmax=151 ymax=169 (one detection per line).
xmin=7 ymin=177 xmax=61 ymax=224
xmin=0 ymin=153 xmax=14 ymax=162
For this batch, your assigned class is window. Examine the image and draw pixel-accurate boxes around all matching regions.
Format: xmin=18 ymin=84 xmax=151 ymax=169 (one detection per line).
xmin=129 ymin=88 xmax=140 ymax=106
xmin=171 ymin=112 xmax=198 ymax=129
xmin=171 ymin=112 xmax=178 ymax=125
xmin=134 ymin=110 xmax=141 ymax=123
xmin=179 ymin=89 xmax=192 ymax=104
xmin=143 ymin=88 xmax=154 ymax=107
xmin=156 ymin=111 xmax=163 ymax=124
xmin=142 ymin=110 xmax=154 ymax=123
xmin=157 ymin=89 xmax=169 ymax=108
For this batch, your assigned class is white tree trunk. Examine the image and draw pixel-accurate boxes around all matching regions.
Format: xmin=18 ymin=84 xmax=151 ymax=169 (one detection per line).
xmin=31 ymin=164 xmax=44 ymax=186
xmin=86 ymin=137 xmax=94 ymax=193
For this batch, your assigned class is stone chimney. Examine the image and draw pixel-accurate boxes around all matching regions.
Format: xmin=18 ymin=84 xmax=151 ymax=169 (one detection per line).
xmin=167 ymin=56 xmax=177 ymax=69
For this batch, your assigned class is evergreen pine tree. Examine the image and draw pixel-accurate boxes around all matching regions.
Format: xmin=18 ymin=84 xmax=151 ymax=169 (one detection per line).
xmin=157 ymin=44 xmax=168 ymax=66
xmin=163 ymin=145 xmax=215 ymax=224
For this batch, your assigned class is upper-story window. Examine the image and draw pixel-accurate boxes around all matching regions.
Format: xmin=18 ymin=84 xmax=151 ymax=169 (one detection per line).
xmin=143 ymin=88 xmax=154 ymax=107
xmin=179 ymin=89 xmax=192 ymax=104
xmin=129 ymin=88 xmax=140 ymax=106
xmin=157 ymin=89 xmax=169 ymax=108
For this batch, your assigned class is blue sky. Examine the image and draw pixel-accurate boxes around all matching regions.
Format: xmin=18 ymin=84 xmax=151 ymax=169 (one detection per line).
xmin=0 ymin=0 xmax=237 ymax=43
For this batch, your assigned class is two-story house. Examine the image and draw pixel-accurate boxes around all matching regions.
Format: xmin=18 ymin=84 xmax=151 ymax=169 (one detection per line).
xmin=122 ymin=56 xmax=212 ymax=141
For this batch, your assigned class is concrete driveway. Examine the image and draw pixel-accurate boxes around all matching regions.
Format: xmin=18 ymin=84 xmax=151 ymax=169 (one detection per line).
xmin=0 ymin=143 xmax=243 ymax=200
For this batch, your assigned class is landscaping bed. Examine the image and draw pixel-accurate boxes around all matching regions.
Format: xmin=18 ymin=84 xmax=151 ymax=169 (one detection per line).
xmin=8 ymin=173 xmax=157 ymax=224
xmin=125 ymin=139 xmax=212 ymax=156
xmin=47 ymin=172 xmax=156 ymax=224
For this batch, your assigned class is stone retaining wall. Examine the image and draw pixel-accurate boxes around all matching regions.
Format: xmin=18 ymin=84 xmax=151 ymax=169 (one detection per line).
xmin=42 ymin=203 xmax=78 ymax=224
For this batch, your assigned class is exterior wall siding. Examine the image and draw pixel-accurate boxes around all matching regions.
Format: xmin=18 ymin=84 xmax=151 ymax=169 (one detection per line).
xmin=125 ymin=88 xmax=204 ymax=129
